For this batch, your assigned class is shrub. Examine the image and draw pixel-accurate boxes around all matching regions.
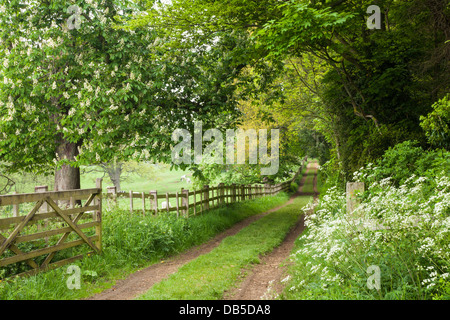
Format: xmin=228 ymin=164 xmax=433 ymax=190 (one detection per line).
xmin=290 ymin=181 xmax=299 ymax=192
xmin=355 ymin=140 xmax=449 ymax=188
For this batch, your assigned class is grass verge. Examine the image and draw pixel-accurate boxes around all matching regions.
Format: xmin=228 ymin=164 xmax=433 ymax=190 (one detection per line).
xmin=137 ymin=196 xmax=312 ymax=300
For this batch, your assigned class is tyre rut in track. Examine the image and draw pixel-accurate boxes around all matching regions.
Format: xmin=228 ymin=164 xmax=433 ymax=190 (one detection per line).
xmin=223 ymin=162 xmax=319 ymax=300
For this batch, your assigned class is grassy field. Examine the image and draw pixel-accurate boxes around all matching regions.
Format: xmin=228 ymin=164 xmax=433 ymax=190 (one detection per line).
xmin=5 ymin=163 xmax=192 ymax=195
xmin=0 ymin=164 xmax=193 ymax=217
xmin=81 ymin=163 xmax=192 ymax=194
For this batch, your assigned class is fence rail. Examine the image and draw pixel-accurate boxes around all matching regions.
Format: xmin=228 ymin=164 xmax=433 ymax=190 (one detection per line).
xmin=105 ymin=171 xmax=300 ymax=217
xmin=0 ymin=179 xmax=102 ymax=278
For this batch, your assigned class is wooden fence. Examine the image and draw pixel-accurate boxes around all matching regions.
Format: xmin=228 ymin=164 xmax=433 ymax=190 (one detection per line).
xmin=105 ymin=180 xmax=292 ymax=217
xmin=0 ymin=179 xmax=102 ymax=278
xmin=107 ymin=158 xmax=307 ymax=217
xmin=0 ymin=160 xmax=305 ymax=278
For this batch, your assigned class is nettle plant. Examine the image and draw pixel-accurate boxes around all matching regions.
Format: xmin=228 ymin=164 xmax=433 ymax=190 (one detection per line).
xmin=290 ymin=171 xmax=450 ymax=299
xmin=0 ymin=0 xmax=241 ymax=191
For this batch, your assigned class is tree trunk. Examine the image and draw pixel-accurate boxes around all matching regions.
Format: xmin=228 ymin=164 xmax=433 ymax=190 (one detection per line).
xmin=101 ymin=160 xmax=123 ymax=192
xmin=54 ymin=139 xmax=81 ymax=191
xmin=107 ymin=163 xmax=122 ymax=192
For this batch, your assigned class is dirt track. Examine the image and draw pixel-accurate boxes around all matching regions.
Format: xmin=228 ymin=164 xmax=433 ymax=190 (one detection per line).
xmin=223 ymin=163 xmax=318 ymax=300
xmin=87 ymin=163 xmax=318 ymax=300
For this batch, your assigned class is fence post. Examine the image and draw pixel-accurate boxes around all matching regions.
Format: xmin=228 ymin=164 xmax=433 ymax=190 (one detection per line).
xmin=193 ymin=190 xmax=197 ymax=215
xmin=34 ymin=185 xmax=48 ymax=241
xmin=204 ymin=185 xmax=210 ymax=210
xmin=264 ymin=184 xmax=269 ymax=196
xmin=150 ymin=190 xmax=157 ymax=215
xmin=218 ymin=183 xmax=224 ymax=205
xmin=176 ymin=192 xmax=180 ymax=218
xmin=95 ymin=178 xmax=103 ymax=253
xmin=200 ymin=187 xmax=203 ymax=213
xmin=107 ymin=186 xmax=117 ymax=207
xmin=182 ymin=189 xmax=189 ymax=217
xmin=231 ymin=184 xmax=236 ymax=203
xmin=35 ymin=185 xmax=48 ymax=213
xmin=129 ymin=190 xmax=133 ymax=215
xmin=141 ymin=192 xmax=146 ymax=216
xmin=346 ymin=182 xmax=365 ymax=215
xmin=12 ymin=191 xmax=19 ymax=217
xmin=241 ymin=185 xmax=245 ymax=201
xmin=165 ymin=193 xmax=169 ymax=212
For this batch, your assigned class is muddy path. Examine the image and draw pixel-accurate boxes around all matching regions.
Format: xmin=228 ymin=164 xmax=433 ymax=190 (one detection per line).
xmin=223 ymin=162 xmax=319 ymax=300
xmin=87 ymin=163 xmax=316 ymax=300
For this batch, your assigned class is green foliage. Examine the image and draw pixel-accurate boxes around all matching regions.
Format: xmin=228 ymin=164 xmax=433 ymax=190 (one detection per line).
xmin=290 ymin=181 xmax=299 ymax=193
xmin=0 ymin=0 xmax=242 ymax=175
xmin=355 ymin=141 xmax=450 ymax=188
xmin=420 ymin=95 xmax=450 ymax=150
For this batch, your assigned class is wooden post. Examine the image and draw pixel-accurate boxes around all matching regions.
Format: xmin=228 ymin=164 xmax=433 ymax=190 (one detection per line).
xmin=150 ymin=190 xmax=157 ymax=215
xmin=12 ymin=191 xmax=19 ymax=217
xmin=218 ymin=183 xmax=224 ymax=205
xmin=232 ymin=184 xmax=236 ymax=203
xmin=129 ymin=190 xmax=133 ymax=215
xmin=204 ymin=185 xmax=210 ymax=210
xmin=241 ymin=185 xmax=245 ymax=201
xmin=95 ymin=178 xmax=103 ymax=253
xmin=200 ymin=187 xmax=203 ymax=214
xmin=35 ymin=185 xmax=48 ymax=213
xmin=182 ymin=189 xmax=189 ymax=217
xmin=193 ymin=190 xmax=197 ymax=215
xmin=34 ymin=185 xmax=48 ymax=241
xmin=142 ymin=192 xmax=146 ymax=216
xmin=107 ymin=186 xmax=117 ymax=208
xmin=176 ymin=192 xmax=180 ymax=218
xmin=346 ymin=182 xmax=365 ymax=215
xmin=69 ymin=196 xmax=75 ymax=208
xmin=165 ymin=193 xmax=169 ymax=212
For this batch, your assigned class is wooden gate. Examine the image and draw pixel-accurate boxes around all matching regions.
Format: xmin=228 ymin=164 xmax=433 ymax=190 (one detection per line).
xmin=0 ymin=179 xmax=102 ymax=278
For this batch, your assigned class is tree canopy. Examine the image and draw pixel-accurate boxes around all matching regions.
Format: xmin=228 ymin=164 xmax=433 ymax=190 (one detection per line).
xmin=1 ymin=0 xmax=448 ymax=190
xmin=131 ymin=0 xmax=449 ymax=179
xmin=0 ymin=0 xmax=245 ymax=189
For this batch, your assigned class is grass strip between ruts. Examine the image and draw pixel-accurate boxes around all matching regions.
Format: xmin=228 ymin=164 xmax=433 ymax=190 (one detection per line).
xmin=137 ymin=196 xmax=312 ymax=300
